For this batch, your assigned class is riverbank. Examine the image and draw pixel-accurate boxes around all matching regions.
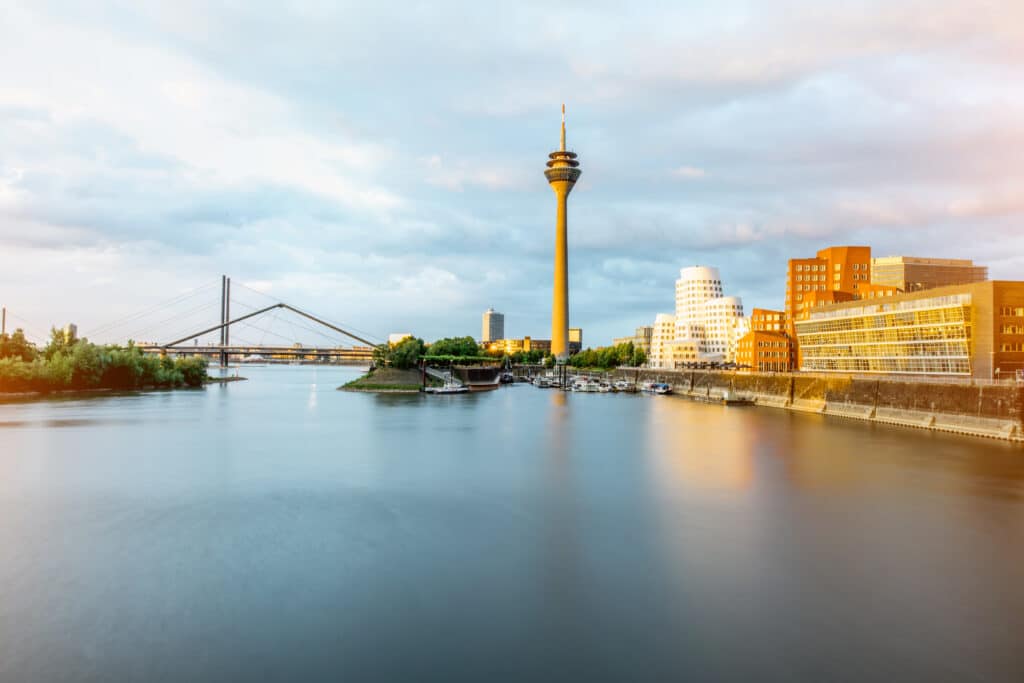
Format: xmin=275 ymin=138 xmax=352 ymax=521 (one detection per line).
xmin=340 ymin=367 xmax=424 ymax=393
xmin=614 ymin=368 xmax=1024 ymax=442
xmin=0 ymin=374 xmax=247 ymax=402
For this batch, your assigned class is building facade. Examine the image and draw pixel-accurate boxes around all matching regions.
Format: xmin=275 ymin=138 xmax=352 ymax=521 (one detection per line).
xmin=736 ymin=330 xmax=792 ymax=373
xmin=749 ymin=308 xmax=785 ymax=333
xmin=481 ymin=308 xmax=504 ymax=342
xmin=794 ymin=281 xmax=1024 ymax=379
xmin=649 ymin=266 xmax=746 ymax=368
xmin=871 ymin=256 xmax=988 ymax=293
xmin=785 ymin=246 xmax=901 ymax=368
xmin=613 ymin=326 xmax=654 ymax=355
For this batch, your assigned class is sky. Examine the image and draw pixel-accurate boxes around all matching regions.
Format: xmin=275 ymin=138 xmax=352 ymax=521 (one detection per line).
xmin=2 ymin=1 xmax=1023 ymax=347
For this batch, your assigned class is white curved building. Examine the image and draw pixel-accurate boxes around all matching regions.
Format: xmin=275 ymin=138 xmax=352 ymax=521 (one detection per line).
xmin=649 ymin=265 xmax=746 ymax=368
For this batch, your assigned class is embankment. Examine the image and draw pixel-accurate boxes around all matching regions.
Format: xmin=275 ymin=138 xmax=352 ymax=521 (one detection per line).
xmin=613 ymin=369 xmax=1023 ymax=442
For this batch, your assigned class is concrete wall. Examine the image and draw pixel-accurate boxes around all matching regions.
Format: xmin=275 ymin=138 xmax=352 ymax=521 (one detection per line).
xmin=614 ymin=368 xmax=1023 ymax=441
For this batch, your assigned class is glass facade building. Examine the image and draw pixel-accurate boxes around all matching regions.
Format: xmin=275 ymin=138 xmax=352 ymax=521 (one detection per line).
xmin=795 ymin=282 xmax=1024 ymax=378
xmin=796 ymin=295 xmax=972 ymax=375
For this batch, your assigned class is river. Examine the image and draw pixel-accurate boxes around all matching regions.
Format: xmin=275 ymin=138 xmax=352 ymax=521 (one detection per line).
xmin=1 ymin=366 xmax=1022 ymax=681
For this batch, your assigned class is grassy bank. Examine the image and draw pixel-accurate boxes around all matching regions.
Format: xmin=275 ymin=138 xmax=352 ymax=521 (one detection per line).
xmin=340 ymin=367 xmax=425 ymax=393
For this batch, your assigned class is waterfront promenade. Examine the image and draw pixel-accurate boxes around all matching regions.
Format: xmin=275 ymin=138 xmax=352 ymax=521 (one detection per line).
xmin=615 ymin=368 xmax=1023 ymax=441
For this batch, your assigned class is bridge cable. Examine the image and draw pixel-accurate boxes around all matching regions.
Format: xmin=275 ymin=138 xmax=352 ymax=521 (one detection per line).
xmin=231 ymin=280 xmax=383 ymax=344
xmin=86 ymin=279 xmax=220 ymax=339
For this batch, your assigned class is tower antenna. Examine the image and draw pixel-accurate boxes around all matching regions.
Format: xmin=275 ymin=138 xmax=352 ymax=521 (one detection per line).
xmin=560 ymin=103 xmax=566 ymax=152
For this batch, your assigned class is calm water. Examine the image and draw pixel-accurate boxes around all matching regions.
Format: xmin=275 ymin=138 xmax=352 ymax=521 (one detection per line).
xmin=1 ymin=366 xmax=1023 ymax=682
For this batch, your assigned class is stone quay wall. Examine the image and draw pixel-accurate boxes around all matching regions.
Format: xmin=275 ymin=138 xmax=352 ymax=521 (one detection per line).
xmin=612 ymin=369 xmax=1023 ymax=442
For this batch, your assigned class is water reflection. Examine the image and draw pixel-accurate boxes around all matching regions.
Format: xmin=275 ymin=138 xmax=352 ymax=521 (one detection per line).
xmin=1 ymin=367 xmax=1022 ymax=681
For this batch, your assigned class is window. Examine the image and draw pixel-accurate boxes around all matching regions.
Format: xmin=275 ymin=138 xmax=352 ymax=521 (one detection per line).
xmin=853 ymin=264 xmax=859 ymax=271
xmin=834 ymin=264 xmax=841 ymax=272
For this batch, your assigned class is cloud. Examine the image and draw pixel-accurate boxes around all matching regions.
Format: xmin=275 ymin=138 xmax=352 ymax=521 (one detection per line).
xmin=671 ymin=166 xmax=707 ymax=180
xmin=1 ymin=1 xmax=1023 ymax=345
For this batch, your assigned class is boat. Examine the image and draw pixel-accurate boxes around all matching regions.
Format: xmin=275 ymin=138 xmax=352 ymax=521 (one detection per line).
xmin=613 ymin=379 xmax=633 ymax=392
xmin=642 ymin=382 xmax=672 ymax=395
xmin=500 ymin=371 xmax=515 ymax=384
xmin=424 ymin=378 xmax=469 ymax=394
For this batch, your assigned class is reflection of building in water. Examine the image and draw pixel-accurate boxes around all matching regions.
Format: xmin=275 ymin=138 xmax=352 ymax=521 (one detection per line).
xmin=645 ymin=399 xmax=755 ymax=493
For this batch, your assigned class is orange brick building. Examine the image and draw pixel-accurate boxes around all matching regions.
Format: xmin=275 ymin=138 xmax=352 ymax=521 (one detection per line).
xmin=749 ymin=308 xmax=785 ymax=333
xmin=785 ymin=246 xmax=900 ymax=366
xmin=736 ymin=330 xmax=792 ymax=373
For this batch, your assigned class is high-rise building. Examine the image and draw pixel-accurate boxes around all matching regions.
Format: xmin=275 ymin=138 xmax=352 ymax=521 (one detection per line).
xmin=871 ymin=256 xmax=988 ymax=293
xmin=568 ymin=327 xmax=583 ymax=355
xmin=481 ymin=308 xmax=504 ymax=342
xmin=544 ymin=104 xmax=581 ymax=361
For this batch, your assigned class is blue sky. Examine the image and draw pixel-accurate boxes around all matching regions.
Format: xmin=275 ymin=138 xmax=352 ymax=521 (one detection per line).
xmin=2 ymin=1 xmax=1023 ymax=346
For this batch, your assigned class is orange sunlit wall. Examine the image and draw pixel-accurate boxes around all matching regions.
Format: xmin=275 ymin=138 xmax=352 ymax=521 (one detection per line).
xmin=784 ymin=246 xmax=902 ymax=367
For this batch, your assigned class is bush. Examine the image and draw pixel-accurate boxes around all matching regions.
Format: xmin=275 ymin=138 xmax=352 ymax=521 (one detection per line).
xmin=0 ymin=336 xmax=209 ymax=393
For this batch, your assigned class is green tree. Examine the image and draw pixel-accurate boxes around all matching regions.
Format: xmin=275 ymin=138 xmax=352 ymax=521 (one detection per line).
xmin=389 ymin=337 xmax=426 ymax=369
xmin=427 ymin=336 xmax=482 ymax=357
xmin=0 ymin=329 xmax=36 ymax=361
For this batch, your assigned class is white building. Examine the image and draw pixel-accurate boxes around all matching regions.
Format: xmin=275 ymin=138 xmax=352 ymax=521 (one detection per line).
xmin=648 ymin=266 xmax=746 ymax=368
xmin=481 ymin=308 xmax=504 ymax=342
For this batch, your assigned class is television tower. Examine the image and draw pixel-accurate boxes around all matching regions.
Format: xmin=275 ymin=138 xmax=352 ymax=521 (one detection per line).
xmin=544 ymin=104 xmax=581 ymax=361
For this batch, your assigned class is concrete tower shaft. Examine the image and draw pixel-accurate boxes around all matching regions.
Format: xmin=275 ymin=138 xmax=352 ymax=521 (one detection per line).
xmin=544 ymin=104 xmax=581 ymax=361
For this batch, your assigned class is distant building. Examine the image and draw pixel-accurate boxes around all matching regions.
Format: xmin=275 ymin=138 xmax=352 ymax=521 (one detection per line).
xmin=63 ymin=323 xmax=77 ymax=344
xmin=568 ymin=328 xmax=582 ymax=354
xmin=481 ymin=308 xmax=504 ymax=342
xmin=613 ymin=326 xmax=654 ymax=355
xmin=871 ymin=256 xmax=988 ymax=293
xmin=795 ymin=280 xmax=1024 ymax=379
xmin=387 ymin=333 xmax=413 ymax=346
xmin=484 ymin=337 xmax=551 ymax=355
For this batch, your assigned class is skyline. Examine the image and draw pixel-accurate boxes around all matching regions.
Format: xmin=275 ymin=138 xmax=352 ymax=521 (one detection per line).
xmin=3 ymin=1 xmax=1024 ymax=346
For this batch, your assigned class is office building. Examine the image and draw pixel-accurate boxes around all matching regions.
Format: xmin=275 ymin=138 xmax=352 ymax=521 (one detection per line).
xmin=749 ymin=308 xmax=785 ymax=333
xmin=794 ymin=281 xmax=1024 ymax=379
xmin=736 ymin=331 xmax=792 ymax=373
xmin=871 ymin=256 xmax=988 ymax=293
xmin=481 ymin=308 xmax=504 ymax=342
xmin=785 ymin=246 xmax=901 ymax=367
xmin=649 ymin=266 xmax=746 ymax=368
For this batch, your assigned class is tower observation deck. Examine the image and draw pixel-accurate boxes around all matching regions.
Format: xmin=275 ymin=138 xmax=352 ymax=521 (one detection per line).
xmin=544 ymin=104 xmax=581 ymax=361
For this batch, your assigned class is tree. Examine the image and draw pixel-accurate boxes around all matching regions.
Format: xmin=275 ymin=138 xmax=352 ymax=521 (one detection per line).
xmin=0 ymin=329 xmax=36 ymax=361
xmin=427 ymin=336 xmax=482 ymax=358
xmin=389 ymin=337 xmax=426 ymax=369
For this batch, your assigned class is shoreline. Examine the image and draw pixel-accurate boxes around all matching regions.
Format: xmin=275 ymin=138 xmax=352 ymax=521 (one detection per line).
xmin=614 ymin=368 xmax=1024 ymax=443
xmin=0 ymin=376 xmax=248 ymax=402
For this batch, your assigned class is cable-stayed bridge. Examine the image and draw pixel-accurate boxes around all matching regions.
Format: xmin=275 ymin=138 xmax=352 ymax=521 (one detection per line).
xmin=19 ymin=276 xmax=382 ymax=365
